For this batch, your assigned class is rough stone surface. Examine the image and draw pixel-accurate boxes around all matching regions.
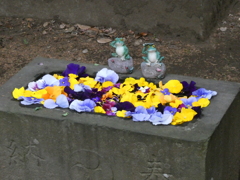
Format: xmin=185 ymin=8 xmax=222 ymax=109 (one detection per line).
xmin=141 ymin=62 xmax=166 ymax=79
xmin=0 ymin=0 xmax=237 ymax=40
xmin=0 ymin=57 xmax=239 ymax=180
xmin=108 ymin=57 xmax=134 ymax=74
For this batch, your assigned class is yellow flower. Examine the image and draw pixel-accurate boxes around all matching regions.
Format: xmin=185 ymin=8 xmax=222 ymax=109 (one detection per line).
xmin=120 ymin=83 xmax=134 ymax=92
xmin=94 ymin=106 xmax=106 ymax=114
xmin=171 ymin=108 xmax=197 ymax=125
xmin=68 ymin=73 xmax=78 ymax=79
xmin=121 ymin=92 xmax=138 ymax=104
xmin=148 ymin=82 xmax=157 ymax=90
xmin=102 ymin=81 xmax=114 ymax=88
xmin=123 ymin=77 xmax=136 ymax=85
xmin=80 ymin=77 xmax=99 ymax=88
xmin=169 ymin=99 xmax=183 ymax=108
xmin=137 ymin=77 xmax=148 ymax=87
xmin=146 ymin=92 xmax=161 ymax=107
xmin=31 ymin=89 xmax=48 ymax=99
xmin=163 ymin=80 xmax=183 ymax=94
xmin=116 ymin=110 xmax=127 ymax=117
xmin=12 ymin=87 xmax=25 ymax=99
xmin=192 ymin=98 xmax=210 ymax=108
xmin=53 ymin=74 xmax=64 ymax=80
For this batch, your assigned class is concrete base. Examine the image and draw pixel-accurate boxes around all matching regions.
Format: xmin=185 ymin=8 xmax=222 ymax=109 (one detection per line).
xmin=0 ymin=0 xmax=237 ymax=40
xmin=0 ymin=57 xmax=239 ymax=180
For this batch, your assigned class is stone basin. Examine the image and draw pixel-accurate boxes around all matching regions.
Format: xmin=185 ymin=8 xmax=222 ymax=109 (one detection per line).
xmin=0 ymin=57 xmax=239 ymax=180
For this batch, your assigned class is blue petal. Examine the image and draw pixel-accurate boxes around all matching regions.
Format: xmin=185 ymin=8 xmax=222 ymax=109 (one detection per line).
xmin=42 ymin=74 xmax=59 ymax=86
xmin=146 ymin=106 xmax=157 ymax=114
xmin=56 ymin=94 xmax=69 ymax=108
xmin=95 ymin=68 xmax=119 ymax=84
xmin=44 ymin=99 xmax=58 ymax=109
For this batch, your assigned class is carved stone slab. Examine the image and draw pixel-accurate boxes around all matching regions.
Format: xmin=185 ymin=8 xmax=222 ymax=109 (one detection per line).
xmin=141 ymin=62 xmax=166 ymax=79
xmin=0 ymin=57 xmax=239 ymax=180
xmin=108 ymin=57 xmax=134 ymax=74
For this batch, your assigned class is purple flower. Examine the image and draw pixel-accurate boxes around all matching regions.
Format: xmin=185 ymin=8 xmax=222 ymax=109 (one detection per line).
xmin=28 ymin=79 xmax=47 ymax=91
xmin=114 ymin=101 xmax=135 ymax=112
xmin=126 ymin=106 xmax=151 ymax=122
xmin=74 ymin=84 xmax=91 ymax=92
xmin=156 ymin=103 xmax=165 ymax=113
xmin=44 ymin=94 xmax=69 ymax=109
xmin=69 ymin=99 xmax=96 ymax=112
xmin=64 ymin=86 xmax=92 ymax=100
xmin=19 ymin=97 xmax=43 ymax=105
xmin=181 ymin=81 xmax=197 ymax=96
xmin=95 ymin=68 xmax=119 ymax=84
xmin=62 ymin=63 xmax=88 ymax=77
xmin=102 ymin=100 xmax=116 ymax=112
xmin=146 ymin=106 xmax=157 ymax=114
xmin=164 ymin=106 xmax=177 ymax=115
xmin=192 ymin=88 xmax=217 ymax=99
xmin=192 ymin=106 xmax=202 ymax=118
xmin=161 ymin=88 xmax=170 ymax=95
xmin=59 ymin=77 xmax=70 ymax=86
xmin=180 ymin=97 xmax=198 ymax=107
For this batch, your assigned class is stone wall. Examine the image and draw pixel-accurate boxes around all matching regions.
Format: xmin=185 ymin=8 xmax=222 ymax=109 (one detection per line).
xmin=0 ymin=0 xmax=237 ymax=40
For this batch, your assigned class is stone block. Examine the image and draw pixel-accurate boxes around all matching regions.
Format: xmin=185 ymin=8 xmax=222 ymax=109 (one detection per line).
xmin=108 ymin=57 xmax=134 ymax=74
xmin=0 ymin=57 xmax=239 ymax=180
xmin=0 ymin=0 xmax=237 ymax=39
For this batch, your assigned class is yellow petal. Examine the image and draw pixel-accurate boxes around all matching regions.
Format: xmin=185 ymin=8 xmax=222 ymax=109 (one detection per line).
xmin=12 ymin=87 xmax=25 ymax=99
xmin=116 ymin=110 xmax=127 ymax=117
xmin=94 ymin=106 xmax=106 ymax=114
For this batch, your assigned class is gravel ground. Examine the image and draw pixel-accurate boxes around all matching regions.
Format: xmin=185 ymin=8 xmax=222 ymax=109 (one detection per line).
xmin=0 ymin=2 xmax=240 ymax=86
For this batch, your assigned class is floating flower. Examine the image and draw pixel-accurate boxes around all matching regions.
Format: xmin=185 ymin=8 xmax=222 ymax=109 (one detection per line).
xmin=171 ymin=108 xmax=197 ymax=125
xmin=126 ymin=106 xmax=151 ymax=122
xmin=12 ymin=63 xmax=217 ymax=126
xmin=12 ymin=87 xmax=25 ymax=99
xmin=42 ymin=86 xmax=62 ymax=101
xmin=62 ymin=63 xmax=88 ymax=77
xmin=149 ymin=111 xmax=173 ymax=125
xmin=44 ymin=94 xmax=69 ymax=109
xmin=180 ymin=97 xmax=198 ymax=107
xmin=192 ymin=88 xmax=217 ymax=99
xmin=116 ymin=110 xmax=127 ymax=117
xmin=95 ymin=68 xmax=119 ymax=84
xmin=19 ymin=96 xmax=44 ymax=105
xmin=181 ymin=81 xmax=197 ymax=96
xmin=192 ymin=98 xmax=210 ymax=108
xmin=163 ymin=80 xmax=183 ymax=94
xmin=69 ymin=99 xmax=96 ymax=112
xmin=94 ymin=106 xmax=106 ymax=114
xmin=42 ymin=74 xmax=59 ymax=86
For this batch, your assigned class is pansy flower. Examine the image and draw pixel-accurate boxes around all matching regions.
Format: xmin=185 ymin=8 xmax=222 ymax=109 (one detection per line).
xmin=95 ymin=68 xmax=119 ymax=84
xmin=62 ymin=63 xmax=88 ymax=77
xmin=192 ymin=88 xmax=217 ymax=99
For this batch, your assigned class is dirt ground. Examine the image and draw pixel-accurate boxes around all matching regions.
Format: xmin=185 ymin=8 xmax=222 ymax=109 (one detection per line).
xmin=0 ymin=3 xmax=240 ymax=86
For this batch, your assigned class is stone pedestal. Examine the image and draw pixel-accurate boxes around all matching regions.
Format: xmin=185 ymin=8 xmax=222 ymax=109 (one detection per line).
xmin=0 ymin=57 xmax=239 ymax=180
xmin=141 ymin=62 xmax=166 ymax=79
xmin=108 ymin=57 xmax=134 ymax=74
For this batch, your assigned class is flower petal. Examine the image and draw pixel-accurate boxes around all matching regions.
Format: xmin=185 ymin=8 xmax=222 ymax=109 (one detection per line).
xmin=44 ymin=99 xmax=58 ymax=109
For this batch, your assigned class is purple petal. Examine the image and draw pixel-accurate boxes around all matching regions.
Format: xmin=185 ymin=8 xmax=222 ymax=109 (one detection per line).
xmin=62 ymin=63 xmax=80 ymax=76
